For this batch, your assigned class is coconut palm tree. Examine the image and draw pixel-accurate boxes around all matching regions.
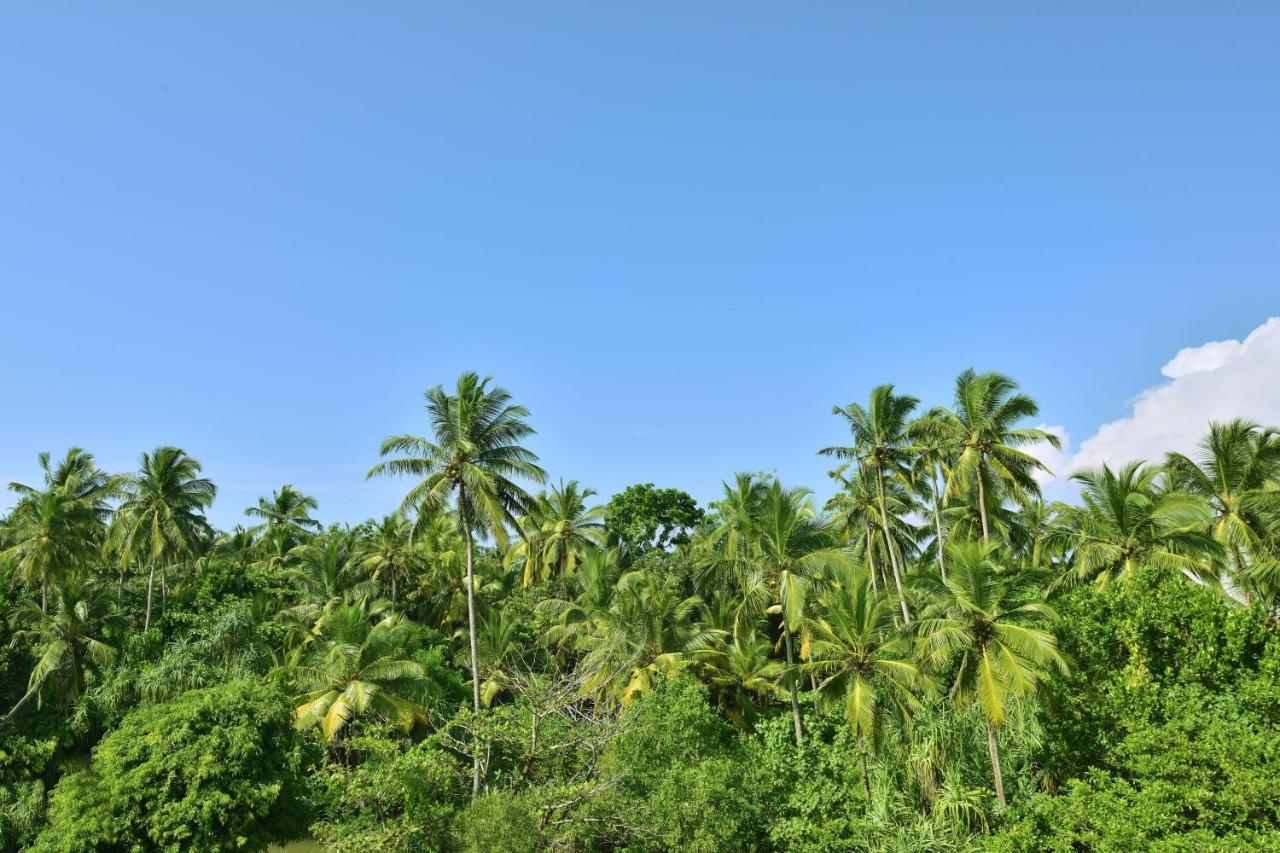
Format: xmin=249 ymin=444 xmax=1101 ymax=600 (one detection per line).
xmin=915 ymin=540 xmax=1069 ymax=809
xmin=1164 ymin=419 xmax=1280 ymax=599
xmin=1054 ymin=461 xmax=1222 ymax=589
xmin=728 ymin=479 xmax=848 ymax=745
xmin=825 ymin=464 xmax=918 ymax=605
xmin=367 ymin=372 xmax=546 ymax=795
xmin=821 ymin=385 xmax=920 ymax=621
xmin=280 ymin=597 xmax=429 ymax=741
xmin=0 ymin=574 xmax=119 ymax=730
xmin=109 ymin=447 xmax=216 ymax=631
xmin=801 ymin=563 xmax=921 ymax=796
xmin=4 ymin=448 xmax=115 ymax=609
xmin=908 ymin=411 xmax=960 ymax=578
xmin=933 ymin=371 xmax=1060 ymax=542
xmin=514 ymin=480 xmax=606 ymax=588
xmin=245 ymin=484 xmax=321 ymax=541
xmin=355 ymin=513 xmax=424 ymax=607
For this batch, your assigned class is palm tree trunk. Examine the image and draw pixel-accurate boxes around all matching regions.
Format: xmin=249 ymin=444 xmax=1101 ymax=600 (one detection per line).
xmin=864 ymin=524 xmax=880 ymax=596
xmin=783 ymin=625 xmax=803 ymax=746
xmin=144 ymin=564 xmax=156 ymax=631
xmin=986 ymin=718 xmax=1006 ymax=810
xmin=117 ymin=568 xmax=125 ymax=603
xmin=876 ymin=470 xmax=911 ymax=622
xmin=0 ymin=684 xmax=39 ymax=731
xmin=464 ymin=530 xmax=482 ymax=798
xmin=977 ymin=461 xmax=990 ymax=542
xmin=40 ymin=580 xmax=47 ymax=614
xmin=391 ymin=567 xmax=398 ymax=608
xmin=931 ymin=463 xmax=947 ymax=580
xmin=859 ymin=739 xmax=872 ymax=800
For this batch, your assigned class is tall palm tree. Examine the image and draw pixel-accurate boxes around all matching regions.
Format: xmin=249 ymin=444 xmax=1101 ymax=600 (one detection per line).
xmin=821 ymin=385 xmax=920 ymax=621
xmin=729 ymin=479 xmax=847 ymax=745
xmin=825 ymin=464 xmax=917 ymax=603
xmin=915 ymin=541 xmax=1069 ymax=809
xmin=514 ymin=479 xmax=606 ymax=588
xmin=1054 ymin=461 xmax=1222 ymax=589
xmin=934 ymin=370 xmax=1060 ymax=542
xmin=109 ymin=447 xmax=215 ymax=630
xmin=1164 ymin=419 xmax=1280 ymax=599
xmin=908 ymin=411 xmax=959 ymax=578
xmin=355 ymin=513 xmax=424 ymax=606
xmin=0 ymin=574 xmax=119 ymax=730
xmin=280 ymin=598 xmax=429 ymax=740
xmin=802 ymin=563 xmax=921 ymax=796
xmin=368 ymin=373 xmax=546 ymax=796
xmin=4 ymin=448 xmax=115 ymax=609
xmin=245 ymin=484 xmax=321 ymax=541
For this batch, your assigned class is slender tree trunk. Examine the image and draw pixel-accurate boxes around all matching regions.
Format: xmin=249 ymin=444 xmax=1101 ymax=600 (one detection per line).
xmin=977 ymin=460 xmax=990 ymax=543
xmin=783 ymin=625 xmax=803 ymax=746
xmin=464 ymin=530 xmax=482 ymax=798
xmin=40 ymin=580 xmax=47 ymax=615
xmin=117 ymin=568 xmax=125 ymax=603
xmin=931 ymin=463 xmax=947 ymax=580
xmin=144 ymin=564 xmax=156 ymax=631
xmin=876 ymin=470 xmax=911 ymax=622
xmin=391 ymin=567 xmax=397 ymax=608
xmin=860 ymin=740 xmax=872 ymax=800
xmin=986 ymin=718 xmax=1006 ymax=810
xmin=0 ymin=685 xmax=39 ymax=731
xmin=864 ymin=524 xmax=880 ymax=596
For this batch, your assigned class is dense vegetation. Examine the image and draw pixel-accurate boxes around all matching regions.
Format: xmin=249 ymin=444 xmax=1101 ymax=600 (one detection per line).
xmin=3 ymin=370 xmax=1279 ymax=851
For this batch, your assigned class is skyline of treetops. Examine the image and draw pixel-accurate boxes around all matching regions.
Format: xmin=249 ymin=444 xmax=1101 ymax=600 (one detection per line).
xmin=3 ymin=368 xmax=1279 ymax=851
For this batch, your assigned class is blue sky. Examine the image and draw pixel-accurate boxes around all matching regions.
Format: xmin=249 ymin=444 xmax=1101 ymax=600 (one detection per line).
xmin=2 ymin=4 xmax=1277 ymax=528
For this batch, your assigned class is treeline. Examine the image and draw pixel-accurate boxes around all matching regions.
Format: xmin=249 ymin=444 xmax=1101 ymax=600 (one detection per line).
xmin=2 ymin=370 xmax=1279 ymax=851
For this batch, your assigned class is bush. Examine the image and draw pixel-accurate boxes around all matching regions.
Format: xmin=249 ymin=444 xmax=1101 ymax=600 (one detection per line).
xmin=34 ymin=678 xmax=308 ymax=852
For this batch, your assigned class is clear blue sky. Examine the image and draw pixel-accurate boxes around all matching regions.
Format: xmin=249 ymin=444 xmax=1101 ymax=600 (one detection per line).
xmin=2 ymin=4 xmax=1277 ymax=528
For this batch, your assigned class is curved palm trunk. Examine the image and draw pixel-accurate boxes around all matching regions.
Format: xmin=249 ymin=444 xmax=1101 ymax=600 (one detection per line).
xmin=464 ymin=530 xmax=482 ymax=797
xmin=144 ymin=563 xmax=157 ymax=631
xmin=783 ymin=625 xmax=803 ymax=746
xmin=864 ymin=523 xmax=881 ymax=596
xmin=977 ymin=460 xmax=990 ymax=543
xmin=0 ymin=684 xmax=39 ymax=731
xmin=931 ymin=463 xmax=947 ymax=580
xmin=986 ymin=718 xmax=1006 ymax=810
xmin=876 ymin=470 xmax=911 ymax=623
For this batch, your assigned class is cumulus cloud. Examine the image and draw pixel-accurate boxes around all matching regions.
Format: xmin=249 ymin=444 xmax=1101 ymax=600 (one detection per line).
xmin=1039 ymin=317 xmax=1280 ymax=488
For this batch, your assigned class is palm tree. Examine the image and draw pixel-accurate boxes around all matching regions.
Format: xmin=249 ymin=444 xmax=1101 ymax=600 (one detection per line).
xmin=908 ymin=411 xmax=959 ymax=578
xmin=368 ymin=373 xmax=546 ymax=795
xmin=1054 ymin=461 xmax=1222 ymax=588
xmin=802 ymin=563 xmax=921 ymax=796
xmin=514 ymin=480 xmax=606 ymax=588
xmin=728 ymin=479 xmax=847 ymax=745
xmin=915 ymin=540 xmax=1069 ymax=809
xmin=821 ymin=385 xmax=920 ymax=621
xmin=1164 ymin=419 xmax=1280 ymax=599
xmin=109 ymin=447 xmax=215 ymax=630
xmin=933 ymin=370 xmax=1060 ymax=542
xmin=1 ymin=574 xmax=119 ymax=730
xmin=355 ymin=513 xmax=424 ymax=606
xmin=245 ymin=485 xmax=321 ymax=540
xmin=566 ymin=568 xmax=718 ymax=705
xmin=280 ymin=598 xmax=429 ymax=741
xmin=4 ymin=448 xmax=115 ymax=610
xmin=825 ymin=464 xmax=917 ymax=604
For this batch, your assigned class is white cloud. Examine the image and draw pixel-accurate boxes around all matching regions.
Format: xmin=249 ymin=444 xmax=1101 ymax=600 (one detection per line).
xmin=1042 ymin=317 xmax=1280 ymax=486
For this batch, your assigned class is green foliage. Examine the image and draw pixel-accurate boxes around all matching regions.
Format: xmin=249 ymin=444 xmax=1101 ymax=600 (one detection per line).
xmin=34 ymin=679 xmax=309 ymax=852
xmin=310 ymin=735 xmax=462 ymax=852
xmin=592 ymin=677 xmax=767 ymax=851
xmin=605 ymin=483 xmax=703 ymax=557
xmin=992 ymin=569 xmax=1280 ymax=849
